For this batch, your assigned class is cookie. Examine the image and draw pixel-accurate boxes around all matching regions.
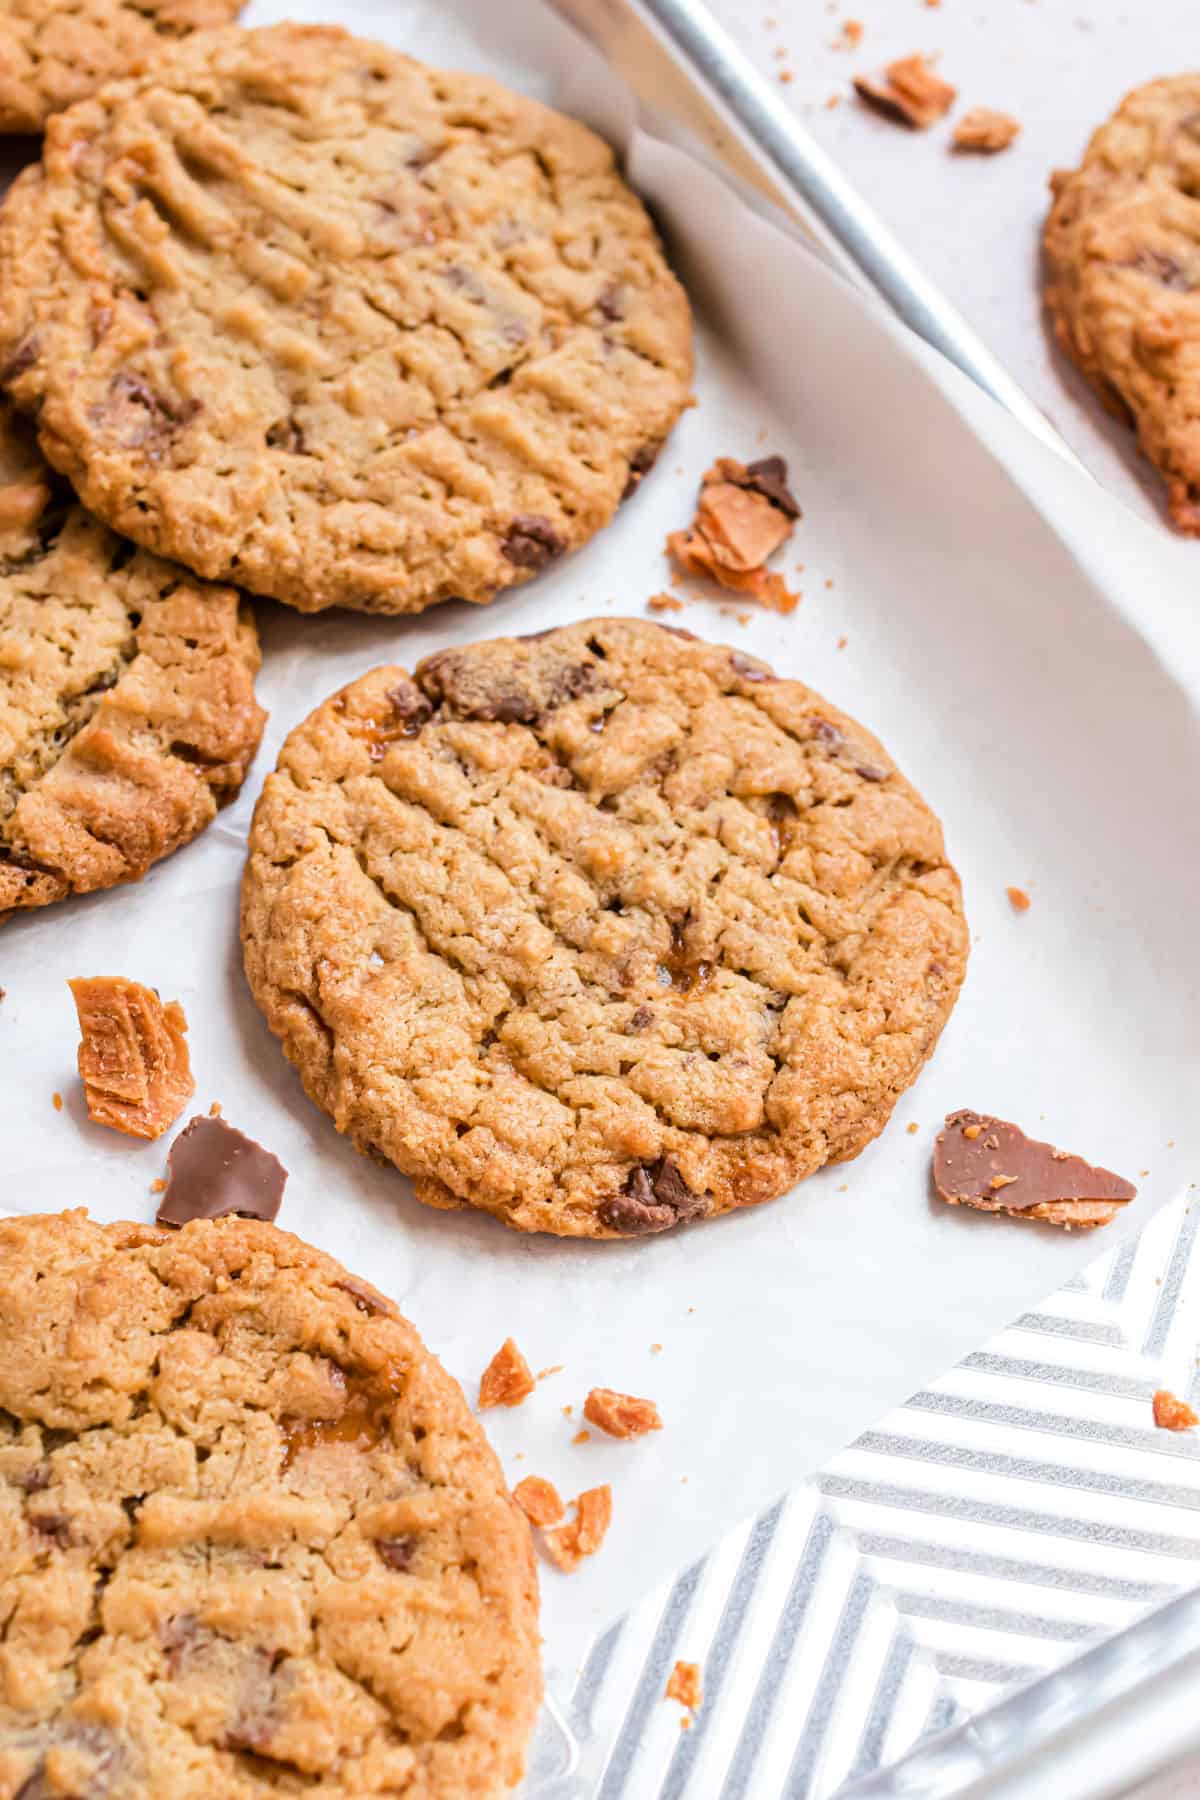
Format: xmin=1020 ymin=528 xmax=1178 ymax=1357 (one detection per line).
xmin=0 ymin=1209 xmax=541 ymax=1797
xmin=0 ymin=0 xmax=243 ymax=135
xmin=241 ymin=618 xmax=967 ymax=1239
xmin=1044 ymin=79 xmax=1200 ymax=532
xmin=0 ymin=24 xmax=693 ymax=615
xmin=0 ymin=401 xmax=264 ymax=921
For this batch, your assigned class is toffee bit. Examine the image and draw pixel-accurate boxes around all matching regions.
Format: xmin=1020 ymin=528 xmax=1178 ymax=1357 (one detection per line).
xmin=512 ymin=1475 xmax=564 ymax=1526
xmin=665 ymin=1661 xmax=704 ymax=1712
xmin=854 ymin=54 xmax=956 ymax=128
xmin=953 ymin=108 xmax=1021 ymax=154
xmin=583 ymin=1387 xmax=664 ymax=1439
xmin=1153 ymin=1389 xmax=1198 ymax=1431
xmin=541 ymin=1484 xmax=612 ymax=1572
xmin=479 ymin=1338 xmax=535 ymax=1410
xmin=1006 ymin=885 xmax=1032 ymax=912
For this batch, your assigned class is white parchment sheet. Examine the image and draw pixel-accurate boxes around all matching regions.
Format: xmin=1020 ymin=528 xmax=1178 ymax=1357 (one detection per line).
xmin=3 ymin=0 xmax=1200 ymax=1667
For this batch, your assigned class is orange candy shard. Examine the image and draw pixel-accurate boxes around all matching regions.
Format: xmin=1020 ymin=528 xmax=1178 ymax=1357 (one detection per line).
xmin=69 ymin=976 xmax=194 ymax=1139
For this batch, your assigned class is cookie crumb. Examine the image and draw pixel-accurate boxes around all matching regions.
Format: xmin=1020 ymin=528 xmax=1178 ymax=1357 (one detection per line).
xmin=854 ymin=54 xmax=956 ymax=128
xmin=584 ymin=1387 xmax=664 ymax=1439
xmin=562 ymin=1403 xmax=574 ymax=1418
xmin=952 ymin=107 xmax=1020 ymax=153
xmin=513 ymin=1474 xmax=565 ymax=1526
xmin=836 ymin=19 xmax=863 ymax=47
xmin=52 ymin=1091 xmax=63 ymax=1112
xmin=647 ymin=592 xmax=685 ymax=614
xmin=479 ymin=1338 xmax=536 ymax=1410
xmin=667 ymin=456 xmax=801 ymax=612
xmin=542 ymin=1485 xmax=613 ymax=1572
xmin=651 ymin=1342 xmax=663 ymax=1354
xmin=150 ymin=1178 xmax=166 ymax=1194
xmin=1007 ymin=886 xmax=1031 ymax=911
xmin=825 ymin=93 xmax=842 ymax=109
xmin=779 ymin=70 xmax=793 ymax=84
xmin=572 ymin=1429 xmax=591 ymax=1445
xmin=69 ymin=976 xmax=195 ymax=1140
xmin=906 ymin=1122 xmax=919 ymax=1135
xmin=209 ymin=1100 xmax=222 ymax=1117
xmin=536 ymin=1364 xmax=564 ymax=1382
xmin=665 ymin=1660 xmax=703 ymax=1712
xmin=1153 ymin=1389 xmax=1198 ymax=1431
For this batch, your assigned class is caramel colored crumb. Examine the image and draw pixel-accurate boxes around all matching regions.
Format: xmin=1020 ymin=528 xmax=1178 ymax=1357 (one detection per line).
xmin=52 ymin=1091 xmax=63 ymax=1112
xmin=647 ymin=592 xmax=685 ymax=614
xmin=779 ymin=70 xmax=793 ymax=83
xmin=512 ymin=1475 xmax=565 ymax=1527
xmin=479 ymin=1338 xmax=535 ymax=1410
xmin=536 ymin=1364 xmax=564 ymax=1382
xmin=572 ymin=1429 xmax=591 ymax=1445
xmin=1007 ymin=886 xmax=1031 ymax=912
xmin=854 ymin=54 xmax=956 ymax=128
xmin=667 ymin=456 xmax=801 ymax=612
xmin=69 ymin=977 xmax=194 ymax=1140
xmin=542 ymin=1485 xmax=613 ymax=1572
xmin=150 ymin=1178 xmax=166 ymax=1194
xmin=1153 ymin=1389 xmax=1198 ymax=1431
xmin=838 ymin=19 xmax=863 ymax=46
xmin=953 ymin=107 xmax=1020 ymax=153
xmin=825 ymin=93 xmax=842 ymax=109
xmin=665 ymin=1661 xmax=704 ymax=1711
xmin=651 ymin=1342 xmax=663 ymax=1354
xmin=906 ymin=1122 xmax=919 ymax=1135
xmin=584 ymin=1387 xmax=664 ymax=1440
xmin=209 ymin=1099 xmax=222 ymax=1117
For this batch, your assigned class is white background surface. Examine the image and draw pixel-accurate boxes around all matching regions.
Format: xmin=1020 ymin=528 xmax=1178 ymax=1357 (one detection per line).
xmin=699 ymin=4 xmax=1200 ymax=1794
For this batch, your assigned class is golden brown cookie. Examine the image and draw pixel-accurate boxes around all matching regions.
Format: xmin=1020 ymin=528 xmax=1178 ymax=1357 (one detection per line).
xmin=0 ymin=23 xmax=693 ymax=614
xmin=0 ymin=1210 xmax=541 ymax=1797
xmin=0 ymin=0 xmax=243 ymax=135
xmin=241 ymin=618 xmax=968 ymax=1239
xmin=1044 ymin=78 xmax=1200 ymax=532
xmin=0 ymin=400 xmax=264 ymax=922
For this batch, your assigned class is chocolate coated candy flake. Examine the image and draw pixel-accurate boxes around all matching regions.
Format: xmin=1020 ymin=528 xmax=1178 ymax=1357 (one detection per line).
xmin=934 ymin=1110 xmax=1136 ymax=1229
xmin=157 ymin=1115 xmax=287 ymax=1227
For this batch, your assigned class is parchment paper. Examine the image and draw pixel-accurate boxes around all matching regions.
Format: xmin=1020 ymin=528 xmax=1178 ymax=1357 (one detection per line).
xmin=4 ymin=0 xmax=1200 ymax=1667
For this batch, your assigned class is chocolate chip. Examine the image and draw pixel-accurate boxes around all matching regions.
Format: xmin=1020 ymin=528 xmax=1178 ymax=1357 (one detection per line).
xmin=418 ymin=646 xmax=593 ymax=724
xmin=808 ymin=717 xmax=844 ymax=748
xmin=1133 ymin=249 xmax=1192 ymax=291
xmin=375 ymin=1535 xmax=414 ymax=1569
xmin=384 ymin=679 xmax=433 ymax=735
xmin=933 ymin=1110 xmax=1137 ymax=1214
xmin=629 ymin=1006 xmax=654 ymax=1030
xmin=156 ymin=1115 xmax=287 ymax=1228
xmin=597 ymin=282 xmax=625 ymax=321
xmin=855 ymin=764 xmax=887 ymax=782
xmin=501 ymin=514 xmax=565 ymax=570
xmin=29 ymin=1511 xmax=70 ymax=1547
xmin=730 ymin=650 xmax=777 ymax=683
xmin=266 ymin=417 xmax=305 ymax=453
xmin=739 ymin=455 xmax=801 ymax=519
xmin=621 ymin=440 xmax=660 ymax=501
xmin=21 ymin=1464 xmax=50 ymax=1493
xmin=334 ymin=1276 xmax=396 ymax=1317
xmin=91 ymin=372 xmax=198 ymax=452
xmin=0 ymin=336 xmax=39 ymax=388
xmin=598 ymin=1158 xmax=706 ymax=1235
xmin=161 ymin=1613 xmax=200 ymax=1674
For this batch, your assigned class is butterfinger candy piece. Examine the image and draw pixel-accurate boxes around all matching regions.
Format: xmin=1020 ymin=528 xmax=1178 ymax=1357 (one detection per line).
xmin=157 ymin=1115 xmax=287 ymax=1226
xmin=667 ymin=457 xmax=801 ymax=613
xmin=69 ymin=976 xmax=194 ymax=1140
xmin=479 ymin=1339 xmax=535 ymax=1410
xmin=854 ymin=54 xmax=956 ymax=129
xmin=583 ymin=1387 xmax=663 ymax=1439
xmin=542 ymin=1484 xmax=612 ymax=1572
xmin=1153 ymin=1389 xmax=1198 ymax=1431
xmin=665 ymin=1661 xmax=703 ymax=1711
xmin=512 ymin=1475 xmax=564 ymax=1526
xmin=953 ymin=107 xmax=1020 ymax=153
xmin=934 ymin=1110 xmax=1136 ymax=1228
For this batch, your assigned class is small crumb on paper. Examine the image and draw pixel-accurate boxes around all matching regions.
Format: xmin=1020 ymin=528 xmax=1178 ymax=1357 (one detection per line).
xmin=1007 ymin=886 xmax=1031 ymax=912
xmin=513 ymin=1475 xmax=564 ymax=1526
xmin=150 ymin=1178 xmax=166 ymax=1194
xmin=1153 ymin=1389 xmax=1198 ymax=1431
xmin=572 ymin=1428 xmax=591 ymax=1445
xmin=52 ymin=1091 xmax=63 ymax=1112
xmin=854 ymin=54 xmax=956 ymax=128
xmin=665 ymin=1661 xmax=704 ymax=1712
xmin=825 ymin=93 xmax=843 ymax=110
xmin=647 ymin=592 xmax=685 ymax=614
xmin=584 ymin=1387 xmax=664 ymax=1439
xmin=536 ymin=1364 xmax=564 ymax=1382
xmin=667 ymin=456 xmax=801 ymax=612
xmin=479 ymin=1339 xmax=535 ymax=1410
xmin=542 ymin=1485 xmax=612 ymax=1572
xmin=835 ymin=19 xmax=863 ymax=48
xmin=907 ymin=1122 xmax=919 ymax=1135
xmin=952 ymin=107 xmax=1020 ymax=153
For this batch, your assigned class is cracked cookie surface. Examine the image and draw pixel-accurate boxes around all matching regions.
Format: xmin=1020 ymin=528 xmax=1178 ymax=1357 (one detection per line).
xmin=1044 ymin=77 xmax=1200 ymax=532
xmin=0 ymin=401 xmax=264 ymax=921
xmin=0 ymin=0 xmax=242 ymax=134
xmin=0 ymin=23 xmax=692 ymax=614
xmin=241 ymin=618 xmax=967 ymax=1239
xmin=0 ymin=1209 xmax=540 ymax=1798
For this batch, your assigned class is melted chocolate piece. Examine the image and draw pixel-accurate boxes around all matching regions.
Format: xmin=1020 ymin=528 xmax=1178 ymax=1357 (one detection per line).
xmin=934 ymin=1111 xmax=1137 ymax=1212
xmin=598 ymin=1158 xmax=707 ymax=1235
xmin=157 ymin=1116 xmax=287 ymax=1227
xmin=1133 ymin=249 xmax=1192 ymax=291
xmin=737 ymin=455 xmax=801 ymax=519
xmin=729 ymin=650 xmax=776 ymax=683
xmin=93 ymin=371 xmax=199 ymax=451
xmin=501 ymin=514 xmax=565 ymax=569
xmin=418 ymin=646 xmax=593 ymax=724
xmin=597 ymin=282 xmax=625 ymax=321
xmin=0 ymin=336 xmax=39 ymax=389
xmin=375 ymin=1535 xmax=414 ymax=1570
xmin=334 ymin=1276 xmax=397 ymax=1317
xmin=621 ymin=440 xmax=661 ymax=500
xmin=384 ymin=679 xmax=433 ymax=734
